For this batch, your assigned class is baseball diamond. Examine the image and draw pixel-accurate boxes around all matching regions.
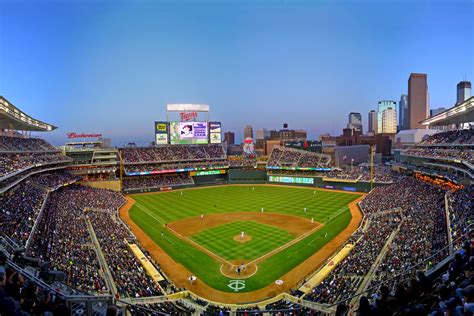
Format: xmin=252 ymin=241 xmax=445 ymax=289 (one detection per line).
xmin=122 ymin=184 xmax=364 ymax=302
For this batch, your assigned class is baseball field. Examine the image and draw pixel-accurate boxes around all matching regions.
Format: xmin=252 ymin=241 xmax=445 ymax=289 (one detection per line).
xmin=120 ymin=184 xmax=364 ymax=303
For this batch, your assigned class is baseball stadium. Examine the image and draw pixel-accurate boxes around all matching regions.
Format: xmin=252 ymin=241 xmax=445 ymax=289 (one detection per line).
xmin=0 ymin=96 xmax=473 ymax=316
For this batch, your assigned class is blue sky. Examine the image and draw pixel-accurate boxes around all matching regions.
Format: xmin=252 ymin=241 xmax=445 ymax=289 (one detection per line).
xmin=0 ymin=0 xmax=473 ymax=145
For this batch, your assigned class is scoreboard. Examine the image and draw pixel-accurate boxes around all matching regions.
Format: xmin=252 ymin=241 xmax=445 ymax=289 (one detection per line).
xmin=154 ymin=121 xmax=222 ymax=145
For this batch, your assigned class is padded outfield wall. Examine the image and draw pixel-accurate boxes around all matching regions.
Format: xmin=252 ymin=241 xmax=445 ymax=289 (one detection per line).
xmin=227 ymin=169 xmax=268 ymax=184
xmin=122 ymin=169 xmax=388 ymax=194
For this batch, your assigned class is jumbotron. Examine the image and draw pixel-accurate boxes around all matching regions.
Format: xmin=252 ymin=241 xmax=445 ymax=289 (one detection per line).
xmin=0 ymin=98 xmax=472 ymax=316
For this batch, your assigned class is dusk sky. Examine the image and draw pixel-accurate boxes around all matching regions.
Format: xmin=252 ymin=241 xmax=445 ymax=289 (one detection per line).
xmin=0 ymin=0 xmax=473 ymax=145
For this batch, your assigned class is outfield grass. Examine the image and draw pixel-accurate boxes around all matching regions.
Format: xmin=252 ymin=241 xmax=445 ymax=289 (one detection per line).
xmin=129 ymin=185 xmax=360 ymax=292
xmin=191 ymin=221 xmax=294 ymax=261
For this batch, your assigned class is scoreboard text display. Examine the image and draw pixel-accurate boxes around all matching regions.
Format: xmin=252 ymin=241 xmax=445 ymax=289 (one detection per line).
xmin=170 ymin=122 xmax=209 ymax=144
xmin=268 ymin=176 xmax=314 ymax=184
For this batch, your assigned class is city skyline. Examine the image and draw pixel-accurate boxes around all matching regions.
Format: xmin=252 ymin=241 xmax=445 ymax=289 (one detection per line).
xmin=0 ymin=0 xmax=473 ymax=145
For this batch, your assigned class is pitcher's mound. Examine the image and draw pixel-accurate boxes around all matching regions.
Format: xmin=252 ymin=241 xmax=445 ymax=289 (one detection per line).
xmin=233 ymin=235 xmax=252 ymax=243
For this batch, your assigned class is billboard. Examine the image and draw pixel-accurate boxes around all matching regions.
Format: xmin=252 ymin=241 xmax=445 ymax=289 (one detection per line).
xmin=154 ymin=121 xmax=169 ymax=145
xmin=268 ymin=176 xmax=314 ymax=184
xmin=170 ymin=121 xmax=209 ymax=144
xmin=209 ymin=122 xmax=222 ymax=144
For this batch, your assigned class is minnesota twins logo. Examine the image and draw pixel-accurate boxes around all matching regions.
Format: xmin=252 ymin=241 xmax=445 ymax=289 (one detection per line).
xmin=227 ymin=280 xmax=246 ymax=292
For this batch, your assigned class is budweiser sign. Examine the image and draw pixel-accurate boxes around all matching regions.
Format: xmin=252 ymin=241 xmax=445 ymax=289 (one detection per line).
xmin=67 ymin=133 xmax=102 ymax=139
xmin=179 ymin=111 xmax=198 ymax=122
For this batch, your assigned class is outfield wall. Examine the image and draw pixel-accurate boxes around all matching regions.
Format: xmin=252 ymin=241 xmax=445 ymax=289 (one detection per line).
xmin=227 ymin=169 xmax=267 ymax=184
xmin=266 ymin=175 xmax=389 ymax=192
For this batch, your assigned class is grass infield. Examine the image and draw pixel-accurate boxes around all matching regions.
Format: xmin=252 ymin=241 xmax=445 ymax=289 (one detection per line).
xmin=128 ymin=185 xmax=361 ymax=292
xmin=191 ymin=220 xmax=294 ymax=261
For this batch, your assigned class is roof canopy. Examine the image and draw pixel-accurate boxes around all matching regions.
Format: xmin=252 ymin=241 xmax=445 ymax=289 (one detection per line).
xmin=421 ymin=97 xmax=474 ymax=127
xmin=0 ymin=96 xmax=57 ymax=131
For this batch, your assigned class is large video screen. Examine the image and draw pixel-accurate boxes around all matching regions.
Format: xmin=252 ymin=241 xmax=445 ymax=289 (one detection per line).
xmin=268 ymin=176 xmax=314 ymax=184
xmin=170 ymin=121 xmax=209 ymax=144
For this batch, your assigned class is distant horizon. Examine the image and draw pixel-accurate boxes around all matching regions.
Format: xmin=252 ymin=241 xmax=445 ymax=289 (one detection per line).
xmin=1 ymin=0 xmax=473 ymax=146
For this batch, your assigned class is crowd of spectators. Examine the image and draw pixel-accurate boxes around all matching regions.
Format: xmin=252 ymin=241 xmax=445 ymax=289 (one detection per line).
xmin=324 ymin=168 xmax=395 ymax=183
xmin=0 ymin=152 xmax=72 ymax=178
xmin=346 ymin=236 xmax=473 ymax=315
xmin=0 ymin=263 xmax=70 ymax=315
xmin=304 ymin=177 xmax=448 ymax=306
xmin=0 ymin=182 xmax=47 ymax=246
xmin=87 ymin=211 xmax=163 ymax=298
xmin=28 ymin=186 xmax=117 ymax=293
xmin=267 ymin=146 xmax=331 ymax=168
xmin=421 ymin=129 xmax=474 ymax=145
xmin=305 ymin=212 xmax=402 ymax=304
xmin=121 ymin=144 xmax=226 ymax=163
xmin=264 ymin=300 xmax=310 ymax=314
xmin=124 ymin=160 xmax=228 ymax=174
xmin=30 ymin=171 xmax=81 ymax=189
xmin=403 ymin=147 xmax=474 ymax=163
xmin=0 ymin=135 xmax=56 ymax=152
xmin=227 ymin=155 xmax=258 ymax=168
xmin=448 ymin=185 xmax=473 ymax=251
xmin=127 ymin=301 xmax=195 ymax=315
xmin=122 ymin=174 xmax=194 ymax=190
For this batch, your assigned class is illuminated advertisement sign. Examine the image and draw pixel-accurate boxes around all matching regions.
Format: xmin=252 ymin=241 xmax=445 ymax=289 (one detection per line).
xmin=169 ymin=121 xmax=208 ymax=144
xmin=342 ymin=187 xmax=357 ymax=191
xmin=155 ymin=133 xmax=169 ymax=145
xmin=209 ymin=122 xmax=222 ymax=144
xmin=190 ymin=169 xmax=226 ymax=176
xmin=125 ymin=165 xmax=228 ymax=176
xmin=67 ymin=133 xmax=102 ymax=139
xmin=266 ymin=166 xmax=332 ymax=171
xmin=154 ymin=121 xmax=169 ymax=145
xmin=179 ymin=112 xmax=198 ymax=121
xmin=268 ymin=176 xmax=314 ymax=184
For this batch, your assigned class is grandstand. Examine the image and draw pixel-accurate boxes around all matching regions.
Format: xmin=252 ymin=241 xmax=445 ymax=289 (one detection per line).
xmin=0 ymin=97 xmax=473 ymax=316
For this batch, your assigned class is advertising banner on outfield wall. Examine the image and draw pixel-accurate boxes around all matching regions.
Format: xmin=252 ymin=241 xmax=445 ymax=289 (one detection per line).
xmin=154 ymin=121 xmax=169 ymax=145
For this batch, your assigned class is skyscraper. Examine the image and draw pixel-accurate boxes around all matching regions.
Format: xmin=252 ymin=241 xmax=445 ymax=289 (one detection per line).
xmin=399 ymin=94 xmax=408 ymax=130
xmin=244 ymin=125 xmax=253 ymax=139
xmin=382 ymin=107 xmax=398 ymax=133
xmin=377 ymin=101 xmax=397 ymax=133
xmin=408 ymin=73 xmax=429 ymax=129
xmin=224 ymin=131 xmax=235 ymax=144
xmin=457 ymin=81 xmax=472 ymax=105
xmin=347 ymin=112 xmax=363 ymax=133
xmin=255 ymin=128 xmax=270 ymax=140
xmin=368 ymin=110 xmax=377 ymax=134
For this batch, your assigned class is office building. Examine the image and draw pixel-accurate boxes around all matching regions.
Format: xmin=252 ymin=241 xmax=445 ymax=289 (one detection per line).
xmin=255 ymin=128 xmax=270 ymax=140
xmin=399 ymin=94 xmax=408 ymax=130
xmin=382 ymin=107 xmax=398 ymax=133
xmin=224 ymin=132 xmax=235 ymax=145
xmin=430 ymin=107 xmax=446 ymax=117
xmin=408 ymin=73 xmax=429 ymax=129
xmin=377 ymin=100 xmax=397 ymax=133
xmin=244 ymin=125 xmax=253 ymax=139
xmin=368 ymin=110 xmax=377 ymax=134
xmin=457 ymin=81 xmax=472 ymax=105
xmin=347 ymin=112 xmax=363 ymax=133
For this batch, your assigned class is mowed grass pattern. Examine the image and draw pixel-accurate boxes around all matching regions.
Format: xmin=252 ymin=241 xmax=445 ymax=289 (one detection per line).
xmin=129 ymin=185 xmax=362 ymax=292
xmin=190 ymin=221 xmax=294 ymax=260
xmin=131 ymin=185 xmax=357 ymax=224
